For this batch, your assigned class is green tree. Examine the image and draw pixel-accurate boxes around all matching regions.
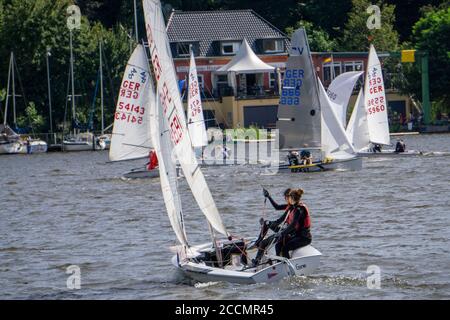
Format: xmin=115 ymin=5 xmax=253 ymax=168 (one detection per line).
xmin=297 ymin=0 xmax=353 ymax=39
xmin=390 ymin=5 xmax=450 ymax=118
xmin=0 ymin=0 xmax=131 ymax=133
xmin=385 ymin=0 xmax=446 ymax=42
xmin=340 ymin=0 xmax=399 ymax=51
xmin=286 ymin=21 xmax=338 ymax=52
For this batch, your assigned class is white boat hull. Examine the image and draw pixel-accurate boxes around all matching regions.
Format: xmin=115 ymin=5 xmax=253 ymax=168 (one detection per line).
xmin=17 ymin=140 xmax=48 ymax=154
xmin=63 ymin=142 xmax=96 ymax=151
xmin=357 ymin=149 xmax=423 ymax=157
xmin=172 ymin=239 xmax=321 ymax=285
xmin=0 ymin=141 xmax=22 ymax=154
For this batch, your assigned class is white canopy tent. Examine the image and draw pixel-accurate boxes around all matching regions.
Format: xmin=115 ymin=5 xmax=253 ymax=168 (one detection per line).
xmin=215 ymin=39 xmax=275 ymax=96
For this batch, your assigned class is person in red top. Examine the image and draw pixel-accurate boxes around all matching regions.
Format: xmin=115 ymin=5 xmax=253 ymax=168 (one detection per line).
xmin=146 ymin=150 xmax=158 ymax=171
xmin=252 ymin=188 xmax=312 ymax=267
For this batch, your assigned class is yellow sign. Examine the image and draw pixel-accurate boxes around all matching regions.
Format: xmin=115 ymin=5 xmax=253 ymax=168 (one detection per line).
xmin=401 ymin=50 xmax=416 ymax=63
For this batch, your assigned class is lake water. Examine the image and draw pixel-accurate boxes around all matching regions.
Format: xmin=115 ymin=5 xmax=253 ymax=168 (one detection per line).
xmin=0 ymin=133 xmax=449 ymax=299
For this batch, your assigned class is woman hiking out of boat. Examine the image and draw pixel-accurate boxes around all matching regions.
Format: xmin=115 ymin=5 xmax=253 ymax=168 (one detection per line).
xmin=254 ymin=188 xmax=292 ymax=245
xmin=252 ymin=188 xmax=312 ymax=267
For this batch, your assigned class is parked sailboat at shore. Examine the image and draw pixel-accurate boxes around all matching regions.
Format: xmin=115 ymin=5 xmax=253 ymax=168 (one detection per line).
xmin=62 ymin=31 xmax=105 ymax=152
xmin=143 ymin=0 xmax=321 ymax=284
xmin=1 ymin=52 xmax=47 ymax=154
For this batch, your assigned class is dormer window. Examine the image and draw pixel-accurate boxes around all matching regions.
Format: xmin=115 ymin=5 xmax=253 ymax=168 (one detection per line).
xmin=262 ymin=39 xmax=284 ymax=53
xmin=176 ymin=42 xmax=191 ymax=57
xmin=221 ymin=41 xmax=240 ymax=55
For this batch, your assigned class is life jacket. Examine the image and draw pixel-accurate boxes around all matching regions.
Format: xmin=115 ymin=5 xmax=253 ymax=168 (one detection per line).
xmin=147 ymin=151 xmax=159 ymax=170
xmin=285 ymin=202 xmax=311 ymax=232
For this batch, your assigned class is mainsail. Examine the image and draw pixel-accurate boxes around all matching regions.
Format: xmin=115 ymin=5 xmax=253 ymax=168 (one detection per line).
xmin=364 ymin=45 xmax=390 ymax=145
xmin=149 ymin=81 xmax=188 ymax=246
xmin=326 ymin=71 xmax=363 ymax=127
xmin=143 ymin=0 xmax=228 ymax=236
xmin=109 ymin=45 xmax=152 ymax=161
xmin=276 ymin=28 xmax=321 ymax=150
xmin=187 ymin=50 xmax=208 ymax=148
xmin=346 ymin=89 xmax=370 ymax=151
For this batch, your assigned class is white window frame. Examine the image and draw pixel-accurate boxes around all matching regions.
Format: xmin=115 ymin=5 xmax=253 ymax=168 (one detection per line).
xmin=262 ymin=39 xmax=284 ymax=53
xmin=344 ymin=61 xmax=364 ymax=72
xmin=221 ymin=41 xmax=241 ymax=55
xmin=323 ymin=62 xmax=342 ymax=82
xmin=216 ymin=74 xmax=228 ymax=87
xmin=177 ymin=42 xmax=191 ymax=57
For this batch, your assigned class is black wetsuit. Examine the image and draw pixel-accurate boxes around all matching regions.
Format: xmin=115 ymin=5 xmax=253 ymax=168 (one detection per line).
xmin=275 ymin=204 xmax=312 ymax=258
xmin=254 ymin=198 xmax=312 ymax=263
xmin=287 ymin=153 xmax=299 ymax=166
xmin=395 ymin=141 xmax=405 ymax=153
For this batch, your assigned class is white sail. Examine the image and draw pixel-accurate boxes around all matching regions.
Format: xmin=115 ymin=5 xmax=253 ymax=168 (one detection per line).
xmin=318 ymin=79 xmax=354 ymax=157
xmin=149 ymin=81 xmax=188 ymax=246
xmin=109 ymin=44 xmax=152 ymax=161
xmin=327 ymin=71 xmax=363 ymax=127
xmin=364 ymin=45 xmax=390 ymax=145
xmin=276 ymin=28 xmax=321 ymax=149
xmin=187 ymin=51 xmax=208 ymax=148
xmin=143 ymin=0 xmax=228 ymax=236
xmin=346 ymin=89 xmax=370 ymax=152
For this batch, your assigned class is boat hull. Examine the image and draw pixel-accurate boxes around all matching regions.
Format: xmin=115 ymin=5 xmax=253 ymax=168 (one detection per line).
xmin=172 ymin=240 xmax=321 ymax=285
xmin=278 ymin=156 xmax=362 ymax=172
xmin=62 ymin=142 xmax=96 ymax=151
xmin=358 ymin=149 xmax=423 ymax=157
xmin=122 ymin=168 xmax=160 ymax=179
xmin=0 ymin=141 xmax=22 ymax=154
xmin=17 ymin=140 xmax=48 ymax=154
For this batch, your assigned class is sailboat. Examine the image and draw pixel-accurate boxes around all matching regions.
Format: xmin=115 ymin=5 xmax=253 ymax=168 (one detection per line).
xmin=276 ymin=28 xmax=361 ymax=172
xmin=326 ymin=71 xmax=364 ymax=127
xmin=186 ymin=48 xmax=238 ymax=166
xmin=97 ymin=40 xmax=112 ymax=150
xmin=0 ymin=124 xmax=21 ymax=154
xmin=143 ymin=0 xmax=321 ymax=284
xmin=1 ymin=52 xmax=47 ymax=154
xmin=187 ymin=48 xmax=209 ymax=158
xmin=62 ymin=31 xmax=104 ymax=152
xmin=347 ymin=45 xmax=422 ymax=157
xmin=109 ymin=44 xmax=159 ymax=179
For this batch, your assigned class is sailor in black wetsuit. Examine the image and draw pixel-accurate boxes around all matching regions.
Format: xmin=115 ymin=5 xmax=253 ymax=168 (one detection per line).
xmin=287 ymin=151 xmax=300 ymax=166
xmin=395 ymin=139 xmax=406 ymax=153
xmin=252 ymin=188 xmax=312 ymax=267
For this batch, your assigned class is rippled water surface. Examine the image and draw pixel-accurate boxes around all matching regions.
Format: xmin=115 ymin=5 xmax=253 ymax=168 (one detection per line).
xmin=1 ymin=133 xmax=449 ymax=299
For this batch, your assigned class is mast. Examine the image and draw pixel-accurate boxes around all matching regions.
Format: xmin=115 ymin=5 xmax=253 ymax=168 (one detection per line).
xmin=46 ymin=48 xmax=53 ymax=134
xmin=70 ymin=29 xmax=76 ymax=135
xmin=12 ymin=52 xmax=16 ymax=125
xmin=133 ymin=0 xmax=139 ymax=42
xmin=99 ymin=40 xmax=104 ymax=135
xmin=3 ymin=53 xmax=12 ymax=126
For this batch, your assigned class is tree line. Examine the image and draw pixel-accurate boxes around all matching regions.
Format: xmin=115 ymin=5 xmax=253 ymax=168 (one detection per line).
xmin=0 ymin=0 xmax=448 ymax=133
